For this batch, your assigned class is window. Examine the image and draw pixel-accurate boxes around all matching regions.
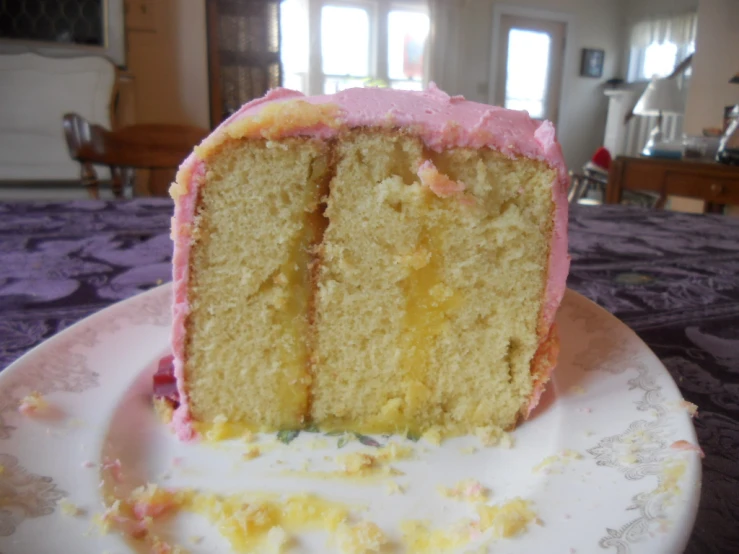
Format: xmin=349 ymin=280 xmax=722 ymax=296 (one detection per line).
xmin=280 ymin=0 xmax=429 ymax=95
xmin=503 ymin=29 xmax=551 ymax=118
xmin=627 ymin=13 xmax=697 ymax=82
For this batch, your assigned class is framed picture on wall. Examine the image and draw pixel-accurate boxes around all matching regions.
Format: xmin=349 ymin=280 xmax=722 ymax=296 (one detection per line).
xmin=580 ymin=48 xmax=605 ymax=78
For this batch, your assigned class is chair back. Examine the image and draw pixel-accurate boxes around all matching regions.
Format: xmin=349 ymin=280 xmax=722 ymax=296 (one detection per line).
xmin=63 ymin=113 xmax=207 ymax=197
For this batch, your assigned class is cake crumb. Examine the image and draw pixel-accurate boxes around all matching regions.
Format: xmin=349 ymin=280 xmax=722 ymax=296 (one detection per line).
xmin=102 ymin=458 xmax=123 ymax=482
xmin=474 ymin=426 xmax=510 ymax=447
xmin=421 ymin=426 xmax=442 ymax=446
xmin=0 ymin=464 xmax=4 ymax=475
xmin=385 ymin=480 xmax=405 ymax=495
xmin=657 ymin=460 xmax=687 ymax=494
xmin=153 ymin=398 xmax=174 ymax=424
xmin=670 ymin=440 xmax=705 ymax=458
xmin=59 ymin=499 xmax=85 ymax=517
xmin=532 ymin=450 xmax=582 ymax=474
xmin=266 ymin=525 xmax=289 ymax=552
xmin=335 ymin=521 xmax=388 ymax=554
xmin=242 ymin=429 xmax=255 ymax=443
xmin=438 ymin=479 xmax=489 ymax=503
xmin=188 ymin=535 xmax=203 ymax=545
xmin=206 ymin=414 xmax=229 ymax=441
xmin=243 ymin=446 xmax=261 ymax=460
xmin=679 ymin=401 xmax=698 ymax=417
xmin=339 ymin=453 xmax=376 ymax=474
xmin=81 ymin=460 xmax=96 ymax=469
xmin=568 ymin=385 xmax=586 ymax=395
xmin=577 ymin=407 xmax=592 ymax=414
xmin=476 ymin=497 xmax=536 ymax=538
xmin=18 ymin=392 xmax=48 ymax=415
xmin=460 ymin=446 xmax=478 ymax=455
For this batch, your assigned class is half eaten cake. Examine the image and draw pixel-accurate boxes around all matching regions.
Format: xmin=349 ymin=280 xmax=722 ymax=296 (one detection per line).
xmin=167 ymin=85 xmax=569 ymax=441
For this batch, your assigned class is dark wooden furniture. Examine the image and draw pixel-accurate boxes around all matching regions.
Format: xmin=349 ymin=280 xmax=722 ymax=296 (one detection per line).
xmin=62 ymin=113 xmax=208 ymax=198
xmin=206 ymin=0 xmax=281 ymax=127
xmin=606 ymin=155 xmax=739 ymax=212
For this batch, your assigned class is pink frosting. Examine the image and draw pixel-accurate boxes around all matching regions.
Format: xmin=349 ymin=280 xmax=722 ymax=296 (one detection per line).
xmin=170 ymin=84 xmax=569 ymax=438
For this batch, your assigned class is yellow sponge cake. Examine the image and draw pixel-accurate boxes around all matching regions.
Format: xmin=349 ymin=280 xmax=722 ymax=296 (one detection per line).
xmin=167 ymin=85 xmax=569 ymax=440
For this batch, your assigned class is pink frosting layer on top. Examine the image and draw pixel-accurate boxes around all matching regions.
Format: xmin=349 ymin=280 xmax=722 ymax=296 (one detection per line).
xmin=170 ymin=84 xmax=570 ymax=438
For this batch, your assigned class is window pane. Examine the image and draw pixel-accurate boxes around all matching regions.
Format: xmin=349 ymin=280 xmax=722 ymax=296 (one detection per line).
xmin=390 ymin=80 xmax=423 ymax=91
xmin=642 ymin=41 xmax=678 ymax=79
xmin=321 ymin=6 xmax=369 ymax=76
xmin=323 ymin=76 xmax=367 ymax=94
xmin=388 ymin=10 xmax=429 ymax=81
xmin=504 ymin=28 xmax=551 ymax=118
xmin=280 ymin=0 xmax=310 ymax=92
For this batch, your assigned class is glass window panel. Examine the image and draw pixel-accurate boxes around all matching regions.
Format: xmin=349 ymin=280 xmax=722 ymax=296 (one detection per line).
xmin=390 ymin=80 xmax=424 ymax=91
xmin=504 ymin=28 xmax=550 ymax=118
xmin=280 ymin=0 xmax=310 ymax=92
xmin=642 ymin=41 xmax=678 ymax=79
xmin=388 ymin=10 xmax=429 ymax=81
xmin=321 ymin=6 xmax=369 ymax=76
xmin=323 ymin=76 xmax=367 ymax=94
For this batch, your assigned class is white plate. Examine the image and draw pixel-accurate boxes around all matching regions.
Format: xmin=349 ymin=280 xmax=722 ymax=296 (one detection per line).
xmin=0 ymin=285 xmax=701 ymax=554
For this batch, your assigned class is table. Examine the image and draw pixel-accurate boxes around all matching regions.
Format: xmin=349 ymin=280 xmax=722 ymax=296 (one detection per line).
xmin=606 ymin=155 xmax=739 ymax=212
xmin=1 ymin=199 xmax=738 ymax=553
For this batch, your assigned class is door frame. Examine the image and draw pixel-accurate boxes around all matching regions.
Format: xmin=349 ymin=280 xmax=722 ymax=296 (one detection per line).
xmin=488 ymin=4 xmax=573 ymax=126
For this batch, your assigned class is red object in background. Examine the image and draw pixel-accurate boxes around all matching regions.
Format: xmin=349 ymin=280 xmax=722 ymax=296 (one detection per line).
xmin=591 ymin=147 xmax=612 ymax=170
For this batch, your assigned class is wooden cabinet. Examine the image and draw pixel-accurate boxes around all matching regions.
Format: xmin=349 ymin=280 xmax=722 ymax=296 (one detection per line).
xmin=206 ymin=0 xmax=282 ymax=127
xmin=606 ymin=156 xmax=739 ymax=212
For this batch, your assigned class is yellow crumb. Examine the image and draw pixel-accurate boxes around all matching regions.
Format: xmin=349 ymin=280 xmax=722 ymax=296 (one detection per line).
xmin=59 ymin=499 xmax=84 ymax=517
xmin=339 ymin=453 xmax=376 ymax=475
xmin=438 ymin=479 xmax=489 ymax=503
xmin=679 ymin=401 xmax=698 ymax=417
xmin=266 ymin=525 xmax=289 ymax=552
xmin=242 ymin=430 xmax=255 ymax=443
xmin=476 ymin=498 xmax=537 ymax=538
xmin=18 ymin=391 xmax=48 ymax=414
xmin=205 ymin=414 xmax=230 ymax=441
xmin=400 ymin=519 xmax=470 ymax=553
xmin=334 ymin=443 xmax=413 ymax=477
xmin=421 ymin=426 xmax=443 ymax=446
xmin=474 ymin=426 xmax=511 ymax=447
xmin=335 ymin=521 xmax=388 ymax=554
xmin=153 ymin=398 xmax=174 ymax=425
xmin=568 ymin=385 xmax=586 ymax=395
xmin=385 ymin=480 xmax=405 ymax=495
xmin=460 ymin=446 xmax=478 ymax=455
xmin=532 ymin=450 xmax=582 ymax=473
xmin=188 ymin=535 xmax=203 ymax=545
xmin=243 ymin=446 xmax=261 ymax=460
xmin=657 ymin=460 xmax=687 ymax=494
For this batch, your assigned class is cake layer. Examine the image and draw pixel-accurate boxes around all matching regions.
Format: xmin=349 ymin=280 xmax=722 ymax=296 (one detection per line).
xmin=184 ymin=138 xmax=330 ymax=430
xmin=312 ymin=131 xmax=556 ymax=434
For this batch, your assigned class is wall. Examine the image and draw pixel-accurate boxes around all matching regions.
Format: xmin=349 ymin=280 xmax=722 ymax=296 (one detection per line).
xmin=684 ymin=0 xmax=739 ymax=134
xmin=125 ymin=0 xmax=210 ymax=129
xmin=448 ymin=0 xmax=623 ymax=171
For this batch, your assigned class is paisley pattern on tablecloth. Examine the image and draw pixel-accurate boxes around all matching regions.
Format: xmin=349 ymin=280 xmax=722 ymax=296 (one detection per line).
xmin=0 ymin=200 xmax=737 ymax=553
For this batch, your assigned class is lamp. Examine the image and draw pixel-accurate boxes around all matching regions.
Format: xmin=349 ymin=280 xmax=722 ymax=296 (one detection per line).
xmin=633 ymin=76 xmax=685 ymax=156
xmin=716 ymin=73 xmax=739 ymax=164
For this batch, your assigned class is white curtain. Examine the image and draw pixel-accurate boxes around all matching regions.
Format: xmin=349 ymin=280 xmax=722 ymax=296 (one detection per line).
xmin=630 ymin=12 xmax=698 ymax=50
xmin=425 ymin=0 xmax=465 ymax=94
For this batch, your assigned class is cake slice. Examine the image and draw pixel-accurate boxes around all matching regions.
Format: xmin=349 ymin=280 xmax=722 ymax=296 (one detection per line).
xmin=168 ymin=85 xmax=569 ymax=440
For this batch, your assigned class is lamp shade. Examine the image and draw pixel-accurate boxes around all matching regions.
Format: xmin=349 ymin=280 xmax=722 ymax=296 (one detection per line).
xmin=633 ymin=77 xmax=684 ymax=116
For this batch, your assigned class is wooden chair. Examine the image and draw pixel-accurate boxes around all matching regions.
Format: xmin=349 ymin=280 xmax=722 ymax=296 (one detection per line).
xmin=62 ymin=113 xmax=208 ymax=198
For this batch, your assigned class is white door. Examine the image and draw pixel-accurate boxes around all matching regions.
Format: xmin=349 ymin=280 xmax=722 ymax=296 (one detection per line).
xmin=494 ymin=15 xmax=566 ymax=123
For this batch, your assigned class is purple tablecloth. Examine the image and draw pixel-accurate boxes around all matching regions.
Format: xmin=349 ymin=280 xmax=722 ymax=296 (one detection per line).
xmin=1 ymin=199 xmax=737 ymax=553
